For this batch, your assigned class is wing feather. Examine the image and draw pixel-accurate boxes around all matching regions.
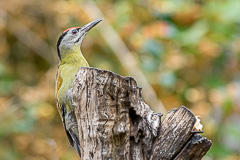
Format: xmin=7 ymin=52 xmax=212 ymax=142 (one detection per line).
xmin=56 ymin=65 xmax=63 ymax=113
xmin=56 ymin=65 xmax=74 ymax=147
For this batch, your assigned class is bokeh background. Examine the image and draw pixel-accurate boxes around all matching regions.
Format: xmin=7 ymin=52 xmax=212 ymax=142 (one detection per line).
xmin=1 ymin=0 xmax=240 ymax=159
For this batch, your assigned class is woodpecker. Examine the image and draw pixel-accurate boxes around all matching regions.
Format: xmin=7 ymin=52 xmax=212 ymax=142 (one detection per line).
xmin=55 ymin=18 xmax=103 ymax=158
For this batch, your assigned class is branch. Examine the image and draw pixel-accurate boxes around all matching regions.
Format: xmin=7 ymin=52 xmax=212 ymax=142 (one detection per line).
xmin=72 ymin=67 xmax=212 ymax=160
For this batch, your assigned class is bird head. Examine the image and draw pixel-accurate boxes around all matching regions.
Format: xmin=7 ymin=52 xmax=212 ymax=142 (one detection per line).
xmin=57 ymin=18 xmax=103 ymax=60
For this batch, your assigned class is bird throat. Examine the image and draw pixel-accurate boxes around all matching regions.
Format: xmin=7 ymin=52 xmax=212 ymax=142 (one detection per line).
xmin=60 ymin=46 xmax=88 ymax=65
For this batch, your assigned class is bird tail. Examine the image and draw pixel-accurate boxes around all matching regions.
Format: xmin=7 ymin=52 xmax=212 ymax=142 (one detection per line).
xmin=69 ymin=129 xmax=81 ymax=158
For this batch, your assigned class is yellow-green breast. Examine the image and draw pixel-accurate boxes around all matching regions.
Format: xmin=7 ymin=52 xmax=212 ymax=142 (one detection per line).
xmin=57 ymin=51 xmax=89 ymax=111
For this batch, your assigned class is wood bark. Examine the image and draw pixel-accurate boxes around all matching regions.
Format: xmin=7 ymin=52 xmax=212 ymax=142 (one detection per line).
xmin=72 ymin=67 xmax=212 ymax=160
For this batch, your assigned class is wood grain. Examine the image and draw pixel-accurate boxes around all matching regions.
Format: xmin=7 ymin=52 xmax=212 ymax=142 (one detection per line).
xmin=72 ymin=67 xmax=212 ymax=160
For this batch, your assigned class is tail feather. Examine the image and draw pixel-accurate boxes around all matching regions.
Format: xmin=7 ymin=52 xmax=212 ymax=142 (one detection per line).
xmin=69 ymin=129 xmax=81 ymax=158
xmin=76 ymin=144 xmax=81 ymax=158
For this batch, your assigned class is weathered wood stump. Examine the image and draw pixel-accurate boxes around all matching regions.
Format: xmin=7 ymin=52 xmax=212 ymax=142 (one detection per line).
xmin=72 ymin=67 xmax=212 ymax=160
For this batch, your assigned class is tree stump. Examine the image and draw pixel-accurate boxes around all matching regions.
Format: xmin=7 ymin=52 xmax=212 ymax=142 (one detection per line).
xmin=72 ymin=67 xmax=212 ymax=160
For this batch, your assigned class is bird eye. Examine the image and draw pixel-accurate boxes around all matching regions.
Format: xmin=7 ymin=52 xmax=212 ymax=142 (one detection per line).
xmin=72 ymin=29 xmax=78 ymax=34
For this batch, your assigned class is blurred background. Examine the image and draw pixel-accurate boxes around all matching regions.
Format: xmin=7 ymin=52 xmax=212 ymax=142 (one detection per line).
xmin=0 ymin=0 xmax=240 ymax=159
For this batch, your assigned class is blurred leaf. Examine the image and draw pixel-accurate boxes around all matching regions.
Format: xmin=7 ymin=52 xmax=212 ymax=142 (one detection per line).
xmin=207 ymin=144 xmax=231 ymax=159
xmin=176 ymin=20 xmax=208 ymax=46
xmin=0 ymin=78 xmax=14 ymax=95
xmin=0 ymin=104 xmax=37 ymax=135
xmin=204 ymin=76 xmax=225 ymax=88
xmin=141 ymin=57 xmax=158 ymax=72
xmin=222 ymin=99 xmax=234 ymax=116
xmin=158 ymin=71 xmax=176 ymax=88
xmin=142 ymin=39 xmax=164 ymax=57
xmin=206 ymin=0 xmax=240 ymax=23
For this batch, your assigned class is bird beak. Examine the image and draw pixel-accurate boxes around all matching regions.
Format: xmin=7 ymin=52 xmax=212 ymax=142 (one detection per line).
xmin=80 ymin=18 xmax=103 ymax=33
xmin=75 ymin=18 xmax=103 ymax=44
